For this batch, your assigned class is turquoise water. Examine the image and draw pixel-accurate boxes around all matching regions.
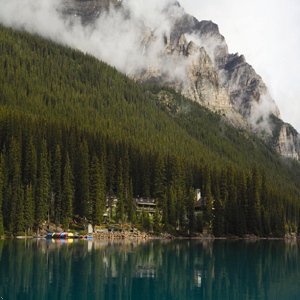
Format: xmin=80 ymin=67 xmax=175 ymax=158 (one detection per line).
xmin=0 ymin=239 xmax=300 ymax=300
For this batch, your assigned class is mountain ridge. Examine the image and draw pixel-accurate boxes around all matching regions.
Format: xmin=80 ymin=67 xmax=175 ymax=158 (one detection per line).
xmin=61 ymin=0 xmax=300 ymax=160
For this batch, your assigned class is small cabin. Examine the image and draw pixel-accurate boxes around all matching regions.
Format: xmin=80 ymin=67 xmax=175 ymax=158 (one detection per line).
xmin=135 ymin=198 xmax=157 ymax=216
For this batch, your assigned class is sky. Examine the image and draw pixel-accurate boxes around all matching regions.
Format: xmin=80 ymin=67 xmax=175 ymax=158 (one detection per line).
xmin=180 ymin=0 xmax=300 ymax=131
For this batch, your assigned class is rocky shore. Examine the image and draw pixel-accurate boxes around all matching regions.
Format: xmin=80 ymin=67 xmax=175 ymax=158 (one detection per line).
xmin=93 ymin=230 xmax=149 ymax=240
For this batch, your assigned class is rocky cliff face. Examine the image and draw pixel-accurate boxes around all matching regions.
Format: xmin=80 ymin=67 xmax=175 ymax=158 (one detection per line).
xmin=63 ymin=0 xmax=300 ymax=160
xmin=276 ymin=123 xmax=300 ymax=160
xmin=163 ymin=11 xmax=280 ymax=133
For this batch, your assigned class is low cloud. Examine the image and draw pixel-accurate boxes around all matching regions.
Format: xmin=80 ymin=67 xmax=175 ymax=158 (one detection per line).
xmin=0 ymin=0 xmax=187 ymax=79
xmin=249 ymin=93 xmax=279 ymax=135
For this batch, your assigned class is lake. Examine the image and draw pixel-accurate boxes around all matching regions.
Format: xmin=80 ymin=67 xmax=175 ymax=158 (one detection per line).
xmin=0 ymin=239 xmax=300 ymax=299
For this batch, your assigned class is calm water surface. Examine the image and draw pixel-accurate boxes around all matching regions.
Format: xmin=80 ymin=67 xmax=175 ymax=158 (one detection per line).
xmin=0 ymin=239 xmax=300 ymax=299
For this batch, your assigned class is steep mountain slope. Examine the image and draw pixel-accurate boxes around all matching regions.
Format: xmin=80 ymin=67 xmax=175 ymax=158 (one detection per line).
xmin=61 ymin=0 xmax=300 ymax=160
xmin=1 ymin=25 xmax=300 ymax=236
xmin=0 ymin=27 xmax=300 ymax=236
xmin=0 ymin=24 xmax=299 ymax=183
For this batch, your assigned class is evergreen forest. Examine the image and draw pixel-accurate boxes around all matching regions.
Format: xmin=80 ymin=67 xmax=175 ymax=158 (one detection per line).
xmin=1 ymin=25 xmax=300 ymax=237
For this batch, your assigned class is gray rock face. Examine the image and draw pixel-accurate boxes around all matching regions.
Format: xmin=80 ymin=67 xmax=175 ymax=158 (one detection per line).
xmin=276 ymin=123 xmax=300 ymax=160
xmin=63 ymin=0 xmax=300 ymax=160
xmin=166 ymin=13 xmax=280 ymax=133
xmin=221 ymin=53 xmax=280 ymax=129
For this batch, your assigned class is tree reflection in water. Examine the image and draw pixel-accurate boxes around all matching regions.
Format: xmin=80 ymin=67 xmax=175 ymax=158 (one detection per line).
xmin=0 ymin=239 xmax=300 ymax=299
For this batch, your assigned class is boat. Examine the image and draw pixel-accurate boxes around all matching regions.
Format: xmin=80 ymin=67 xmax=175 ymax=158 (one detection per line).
xmin=45 ymin=232 xmax=75 ymax=239
xmin=45 ymin=232 xmax=93 ymax=239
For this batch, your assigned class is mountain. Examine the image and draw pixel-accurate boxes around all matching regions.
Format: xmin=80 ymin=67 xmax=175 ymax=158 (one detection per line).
xmin=1 ymin=25 xmax=300 ymax=237
xmin=62 ymin=0 xmax=300 ymax=160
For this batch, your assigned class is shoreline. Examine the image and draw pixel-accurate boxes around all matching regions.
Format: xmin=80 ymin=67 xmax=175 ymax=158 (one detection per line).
xmin=1 ymin=233 xmax=299 ymax=241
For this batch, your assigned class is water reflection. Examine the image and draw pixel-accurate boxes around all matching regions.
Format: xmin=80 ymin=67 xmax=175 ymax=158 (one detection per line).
xmin=0 ymin=239 xmax=300 ymax=299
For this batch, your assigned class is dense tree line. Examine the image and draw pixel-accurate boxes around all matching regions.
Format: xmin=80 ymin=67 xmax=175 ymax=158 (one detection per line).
xmin=0 ymin=111 xmax=297 ymax=236
xmin=0 ymin=25 xmax=300 ymax=236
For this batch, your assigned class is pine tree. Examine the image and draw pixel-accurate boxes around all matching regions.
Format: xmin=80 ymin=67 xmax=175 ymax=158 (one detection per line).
xmin=122 ymin=151 xmax=134 ymax=222
xmin=213 ymin=184 xmax=224 ymax=237
xmin=24 ymin=184 xmax=34 ymax=234
xmin=203 ymin=168 xmax=214 ymax=232
xmin=153 ymin=154 xmax=166 ymax=203
xmin=248 ymin=168 xmax=262 ymax=235
xmin=142 ymin=158 xmax=151 ymax=198
xmin=0 ymin=155 xmax=4 ymax=236
xmin=175 ymin=162 xmax=186 ymax=230
xmin=90 ymin=155 xmax=105 ymax=226
xmin=236 ymin=172 xmax=247 ymax=235
xmin=76 ymin=140 xmax=90 ymax=219
xmin=168 ymin=185 xmax=176 ymax=227
xmin=52 ymin=145 xmax=62 ymax=224
xmin=205 ymin=194 xmax=214 ymax=233
xmin=187 ymin=187 xmax=195 ymax=234
xmin=116 ymin=160 xmax=125 ymax=223
xmin=153 ymin=207 xmax=161 ymax=232
xmin=36 ymin=139 xmax=50 ymax=227
xmin=260 ymin=172 xmax=271 ymax=235
xmin=106 ymin=150 xmax=116 ymax=196
xmin=62 ymin=154 xmax=73 ymax=229
xmin=23 ymin=137 xmax=37 ymax=188
xmin=126 ymin=179 xmax=135 ymax=223
xmin=161 ymin=192 xmax=168 ymax=226
xmin=15 ymin=187 xmax=25 ymax=235
xmin=225 ymin=166 xmax=237 ymax=234
xmin=7 ymin=137 xmax=23 ymax=234
xmin=142 ymin=211 xmax=151 ymax=231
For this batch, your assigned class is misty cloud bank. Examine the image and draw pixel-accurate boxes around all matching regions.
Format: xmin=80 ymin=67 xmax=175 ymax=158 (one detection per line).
xmin=0 ymin=0 xmax=187 ymax=78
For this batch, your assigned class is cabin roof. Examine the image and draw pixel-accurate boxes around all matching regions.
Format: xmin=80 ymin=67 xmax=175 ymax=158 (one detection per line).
xmin=135 ymin=198 xmax=156 ymax=205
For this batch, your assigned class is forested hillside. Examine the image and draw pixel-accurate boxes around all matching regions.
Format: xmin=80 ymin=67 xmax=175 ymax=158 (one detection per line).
xmin=0 ymin=25 xmax=300 ymax=237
